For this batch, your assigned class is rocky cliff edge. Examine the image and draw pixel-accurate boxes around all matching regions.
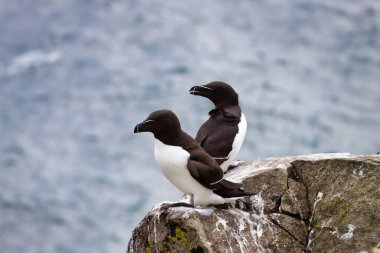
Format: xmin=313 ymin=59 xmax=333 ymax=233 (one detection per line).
xmin=128 ymin=153 xmax=380 ymax=253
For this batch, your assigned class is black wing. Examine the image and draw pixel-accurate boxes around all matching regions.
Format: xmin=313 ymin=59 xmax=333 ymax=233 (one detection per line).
xmin=195 ymin=118 xmax=238 ymax=164
xmin=186 ymin=150 xmax=224 ymax=190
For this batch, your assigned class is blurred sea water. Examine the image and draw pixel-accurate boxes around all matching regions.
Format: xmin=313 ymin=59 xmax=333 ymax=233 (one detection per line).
xmin=0 ymin=0 xmax=379 ymax=252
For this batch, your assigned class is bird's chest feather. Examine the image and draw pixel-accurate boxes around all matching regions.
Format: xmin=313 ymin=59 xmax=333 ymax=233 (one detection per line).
xmin=154 ymin=139 xmax=190 ymax=175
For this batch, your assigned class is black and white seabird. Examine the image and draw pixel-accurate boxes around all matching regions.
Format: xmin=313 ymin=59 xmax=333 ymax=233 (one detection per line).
xmin=134 ymin=109 xmax=252 ymax=207
xmin=189 ymin=81 xmax=247 ymax=172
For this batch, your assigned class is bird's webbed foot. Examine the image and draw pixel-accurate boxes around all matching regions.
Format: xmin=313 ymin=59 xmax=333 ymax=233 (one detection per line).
xmin=159 ymin=194 xmax=195 ymax=211
xmin=159 ymin=202 xmax=194 ymax=211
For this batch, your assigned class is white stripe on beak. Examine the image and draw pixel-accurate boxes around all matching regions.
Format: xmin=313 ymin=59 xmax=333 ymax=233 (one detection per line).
xmin=200 ymin=85 xmax=213 ymax=90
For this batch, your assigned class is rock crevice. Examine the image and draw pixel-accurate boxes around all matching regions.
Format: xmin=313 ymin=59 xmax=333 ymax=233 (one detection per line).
xmin=128 ymin=154 xmax=380 ymax=253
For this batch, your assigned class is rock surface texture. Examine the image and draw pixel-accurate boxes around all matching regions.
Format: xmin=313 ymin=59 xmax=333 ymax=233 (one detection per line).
xmin=128 ymin=153 xmax=380 ymax=253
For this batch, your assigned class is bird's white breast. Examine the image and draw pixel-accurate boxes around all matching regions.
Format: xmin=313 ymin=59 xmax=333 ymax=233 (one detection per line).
xmin=154 ymin=139 xmax=193 ymax=193
xmin=233 ymin=112 xmax=247 ymax=154
xmin=154 ymin=138 xmax=237 ymax=206
xmin=220 ymin=113 xmax=247 ymax=171
xmin=154 ymin=139 xmax=190 ymax=170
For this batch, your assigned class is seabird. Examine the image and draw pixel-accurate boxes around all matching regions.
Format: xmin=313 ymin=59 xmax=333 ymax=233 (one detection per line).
xmin=189 ymin=81 xmax=247 ymax=172
xmin=134 ymin=109 xmax=252 ymax=207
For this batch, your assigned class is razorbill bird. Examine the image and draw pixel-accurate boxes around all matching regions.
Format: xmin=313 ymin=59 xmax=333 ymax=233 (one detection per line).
xmin=189 ymin=81 xmax=247 ymax=172
xmin=134 ymin=109 xmax=252 ymax=207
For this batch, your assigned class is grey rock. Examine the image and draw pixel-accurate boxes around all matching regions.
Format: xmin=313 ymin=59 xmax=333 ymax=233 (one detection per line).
xmin=128 ymin=154 xmax=380 ymax=253
xmin=243 ymin=168 xmax=288 ymax=213
xmin=269 ymin=213 xmax=308 ymax=246
xmin=128 ymin=205 xmax=304 ymax=253
xmin=280 ymin=178 xmax=309 ymax=218
xmin=290 ymin=156 xmax=380 ymax=253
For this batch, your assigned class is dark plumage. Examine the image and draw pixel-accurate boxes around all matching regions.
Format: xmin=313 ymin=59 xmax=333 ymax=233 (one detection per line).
xmin=134 ymin=109 xmax=252 ymax=207
xmin=189 ymin=81 xmax=247 ymax=172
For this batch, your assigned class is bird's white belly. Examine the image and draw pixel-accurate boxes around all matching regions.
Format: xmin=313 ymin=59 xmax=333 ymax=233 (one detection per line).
xmin=154 ymin=139 xmax=202 ymax=194
xmin=154 ymin=139 xmax=226 ymax=206
xmin=220 ymin=113 xmax=247 ymax=171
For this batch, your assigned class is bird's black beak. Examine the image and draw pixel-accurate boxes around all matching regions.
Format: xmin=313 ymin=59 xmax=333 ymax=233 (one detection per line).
xmin=189 ymin=85 xmax=214 ymax=96
xmin=134 ymin=119 xmax=155 ymax=133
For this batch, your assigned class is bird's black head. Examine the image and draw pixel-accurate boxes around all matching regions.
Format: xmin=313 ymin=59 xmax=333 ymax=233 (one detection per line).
xmin=134 ymin=109 xmax=181 ymax=142
xmin=189 ymin=81 xmax=239 ymax=108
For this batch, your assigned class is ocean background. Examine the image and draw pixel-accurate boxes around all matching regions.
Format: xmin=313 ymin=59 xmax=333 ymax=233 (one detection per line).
xmin=1 ymin=0 xmax=379 ymax=252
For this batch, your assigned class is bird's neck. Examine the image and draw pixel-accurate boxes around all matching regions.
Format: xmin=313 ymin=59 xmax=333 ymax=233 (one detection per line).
xmin=209 ymin=105 xmax=241 ymax=119
xmin=154 ymin=129 xmax=182 ymax=146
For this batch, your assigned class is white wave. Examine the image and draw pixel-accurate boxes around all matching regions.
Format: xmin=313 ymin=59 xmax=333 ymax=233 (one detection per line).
xmin=4 ymin=50 xmax=61 ymax=75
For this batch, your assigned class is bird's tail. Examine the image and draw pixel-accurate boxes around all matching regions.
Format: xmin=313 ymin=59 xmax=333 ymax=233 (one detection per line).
xmin=212 ymin=179 xmax=255 ymax=198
